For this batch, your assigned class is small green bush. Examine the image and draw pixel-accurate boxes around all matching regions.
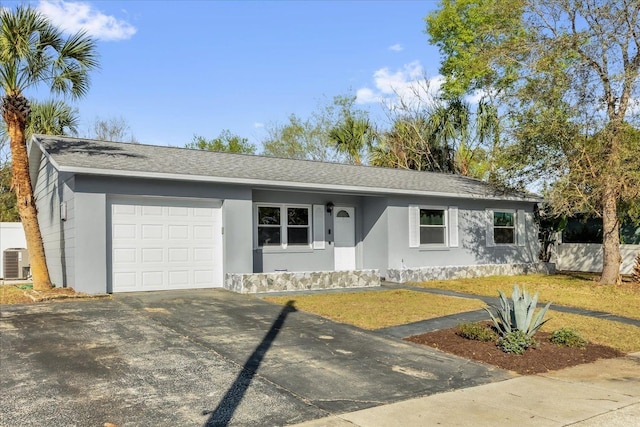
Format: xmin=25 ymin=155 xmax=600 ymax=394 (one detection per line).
xmin=550 ymin=328 xmax=588 ymax=348
xmin=498 ymin=330 xmax=535 ymax=355
xmin=456 ymin=322 xmax=498 ymax=342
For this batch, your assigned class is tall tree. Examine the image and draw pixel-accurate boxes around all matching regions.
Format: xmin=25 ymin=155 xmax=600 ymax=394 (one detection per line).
xmin=0 ymin=6 xmax=98 ymax=290
xmin=186 ymin=130 xmax=256 ymax=154
xmin=427 ymin=0 xmax=640 ymax=284
xmin=27 ymin=99 xmax=79 ymax=136
xmin=328 ymin=115 xmax=375 ymax=165
xmin=1 ymin=99 xmax=79 ymax=222
xmin=262 ymin=94 xmax=370 ymax=163
xmin=371 ymin=95 xmax=496 ymax=178
xmin=89 ymin=115 xmax=137 ymax=143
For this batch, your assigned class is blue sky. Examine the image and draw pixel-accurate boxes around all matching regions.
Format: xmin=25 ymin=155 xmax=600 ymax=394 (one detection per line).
xmin=12 ymin=0 xmax=446 ymax=149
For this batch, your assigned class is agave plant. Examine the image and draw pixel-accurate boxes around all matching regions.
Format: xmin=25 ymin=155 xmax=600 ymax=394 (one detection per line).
xmin=484 ymin=285 xmax=551 ymax=339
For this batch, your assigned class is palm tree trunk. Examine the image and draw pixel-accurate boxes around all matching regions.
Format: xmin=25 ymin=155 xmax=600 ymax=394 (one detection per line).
xmin=6 ymin=113 xmax=52 ymax=290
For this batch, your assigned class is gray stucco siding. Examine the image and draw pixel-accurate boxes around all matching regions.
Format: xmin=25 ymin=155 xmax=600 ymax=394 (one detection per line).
xmin=69 ymin=175 xmax=255 ymax=293
xmin=383 ymin=197 xmax=539 ymax=275
xmin=75 ymin=192 xmax=107 ymax=294
xmin=361 ymin=197 xmax=388 ymax=271
xmin=251 ymin=190 xmax=350 ymax=273
xmin=33 ymin=156 xmax=65 ymax=287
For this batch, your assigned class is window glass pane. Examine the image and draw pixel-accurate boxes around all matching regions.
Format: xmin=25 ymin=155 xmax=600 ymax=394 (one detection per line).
xmin=287 ymin=227 xmax=309 ymax=245
xmin=336 ymin=210 xmax=350 ymax=218
xmin=562 ymin=216 xmax=603 ymax=243
xmin=420 ymin=227 xmax=445 ymax=244
xmin=494 ymin=212 xmax=514 ymax=227
xmin=258 ymin=227 xmax=280 ymax=246
xmin=494 ymin=228 xmax=515 ymax=244
xmin=258 ymin=207 xmax=280 ymax=225
xmin=288 ymin=208 xmax=309 ymax=225
xmin=420 ymin=209 xmax=444 ymax=226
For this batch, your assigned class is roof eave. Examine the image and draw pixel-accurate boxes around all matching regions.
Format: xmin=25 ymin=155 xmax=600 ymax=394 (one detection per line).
xmin=58 ymin=165 xmax=542 ymax=203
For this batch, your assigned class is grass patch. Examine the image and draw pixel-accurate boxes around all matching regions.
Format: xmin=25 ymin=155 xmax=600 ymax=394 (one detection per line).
xmin=264 ymin=289 xmax=485 ymax=330
xmin=541 ymin=310 xmax=640 ymax=353
xmin=413 ymin=274 xmax=640 ymax=320
xmin=0 ymin=284 xmax=33 ymax=304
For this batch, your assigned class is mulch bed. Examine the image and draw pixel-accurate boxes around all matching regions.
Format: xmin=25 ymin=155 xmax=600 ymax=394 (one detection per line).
xmin=405 ymin=325 xmax=624 ymax=375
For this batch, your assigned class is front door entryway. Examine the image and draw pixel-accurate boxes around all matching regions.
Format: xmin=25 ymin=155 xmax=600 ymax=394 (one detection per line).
xmin=333 ymin=207 xmax=356 ymax=271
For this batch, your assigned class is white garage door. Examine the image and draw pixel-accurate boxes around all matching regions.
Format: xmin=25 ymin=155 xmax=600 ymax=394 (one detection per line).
xmin=110 ymin=197 xmax=223 ymax=292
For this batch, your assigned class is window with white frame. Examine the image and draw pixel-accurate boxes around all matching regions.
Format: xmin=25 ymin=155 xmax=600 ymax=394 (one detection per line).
xmin=256 ymin=205 xmax=311 ymax=248
xmin=409 ymin=205 xmax=458 ymax=248
xmin=493 ymin=211 xmax=515 ymax=244
xmin=420 ymin=208 xmax=446 ymax=245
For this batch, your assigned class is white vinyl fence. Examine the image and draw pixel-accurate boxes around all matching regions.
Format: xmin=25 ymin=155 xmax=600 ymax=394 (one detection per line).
xmin=553 ymin=243 xmax=640 ymax=275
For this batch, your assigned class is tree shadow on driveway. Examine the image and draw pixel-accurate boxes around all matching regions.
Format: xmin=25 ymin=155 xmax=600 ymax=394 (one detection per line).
xmin=202 ymin=300 xmax=297 ymax=426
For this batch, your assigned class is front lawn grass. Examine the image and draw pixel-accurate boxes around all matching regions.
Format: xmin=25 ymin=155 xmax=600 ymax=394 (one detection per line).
xmin=413 ymin=274 xmax=640 ymax=320
xmin=264 ymin=283 xmax=640 ymax=353
xmin=542 ymin=310 xmax=640 ymax=353
xmin=263 ymin=289 xmax=486 ymax=330
xmin=0 ymin=284 xmax=33 ymax=304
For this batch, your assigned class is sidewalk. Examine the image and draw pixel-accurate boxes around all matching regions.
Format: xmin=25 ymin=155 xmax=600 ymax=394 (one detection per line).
xmin=294 ymin=352 xmax=640 ymax=427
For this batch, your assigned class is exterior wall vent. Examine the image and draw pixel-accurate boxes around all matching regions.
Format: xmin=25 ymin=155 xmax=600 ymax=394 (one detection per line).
xmin=2 ymin=248 xmax=30 ymax=279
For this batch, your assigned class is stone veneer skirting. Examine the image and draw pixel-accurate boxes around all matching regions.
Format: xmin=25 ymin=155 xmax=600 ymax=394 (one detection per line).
xmin=225 ymin=269 xmax=380 ymax=294
xmin=386 ymin=262 xmax=556 ymax=283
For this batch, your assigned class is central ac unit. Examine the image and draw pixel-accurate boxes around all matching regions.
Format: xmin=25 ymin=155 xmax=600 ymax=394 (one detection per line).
xmin=3 ymin=248 xmax=30 ymax=279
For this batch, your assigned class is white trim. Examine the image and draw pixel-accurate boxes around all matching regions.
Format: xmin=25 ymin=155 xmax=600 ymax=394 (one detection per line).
xmin=408 ymin=205 xmax=420 ymax=248
xmin=410 ymin=205 xmax=450 ymax=248
xmin=489 ymin=208 xmax=517 ymax=246
xmin=448 ymin=206 xmax=459 ymax=247
xmin=254 ymin=203 xmax=312 ymax=250
xmin=312 ymin=204 xmax=325 ymax=250
xmin=517 ymin=209 xmax=526 ymax=246
xmin=486 ymin=209 xmax=495 ymax=247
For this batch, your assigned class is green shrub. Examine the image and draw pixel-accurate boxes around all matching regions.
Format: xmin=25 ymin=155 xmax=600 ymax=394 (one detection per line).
xmin=456 ymin=322 xmax=498 ymax=342
xmin=550 ymin=328 xmax=588 ymax=348
xmin=485 ymin=284 xmax=552 ymax=340
xmin=498 ymin=330 xmax=535 ymax=355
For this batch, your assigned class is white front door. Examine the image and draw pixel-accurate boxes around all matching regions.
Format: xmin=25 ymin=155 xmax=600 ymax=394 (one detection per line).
xmin=333 ymin=207 xmax=356 ymax=271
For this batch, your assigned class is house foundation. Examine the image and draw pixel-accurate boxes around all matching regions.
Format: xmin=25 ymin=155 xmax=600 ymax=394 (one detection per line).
xmin=225 ymin=269 xmax=380 ymax=293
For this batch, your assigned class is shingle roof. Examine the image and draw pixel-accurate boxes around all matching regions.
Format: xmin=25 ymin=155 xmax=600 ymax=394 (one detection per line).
xmin=32 ymin=135 xmax=540 ymax=202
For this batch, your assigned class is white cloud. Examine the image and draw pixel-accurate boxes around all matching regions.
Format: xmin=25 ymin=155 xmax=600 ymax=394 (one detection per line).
xmin=253 ymin=122 xmax=265 ymax=128
xmin=37 ymin=0 xmax=136 ymax=41
xmin=356 ymin=61 xmax=444 ymax=109
xmin=357 ymin=62 xmax=495 ymax=110
xmin=388 ymin=43 xmax=403 ymax=52
xmin=464 ymin=89 xmax=487 ymax=104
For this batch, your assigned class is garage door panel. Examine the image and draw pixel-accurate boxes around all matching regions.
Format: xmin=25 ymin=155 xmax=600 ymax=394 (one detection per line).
xmin=168 ymin=248 xmax=189 ymax=262
xmin=113 ymin=204 xmax=135 ymax=215
xmin=193 ymin=225 xmax=214 ymax=239
xmin=114 ymin=272 xmax=136 ymax=289
xmin=110 ymin=198 xmax=222 ymax=292
xmin=168 ymin=225 xmax=189 ymax=239
xmin=194 ymin=270 xmax=215 ymax=285
xmin=142 ymin=271 xmax=164 ymax=288
xmin=168 ymin=206 xmax=189 ymax=216
xmin=114 ymin=248 xmax=136 ymax=263
xmin=141 ymin=248 xmax=163 ymax=263
xmin=113 ymin=224 xmax=136 ymax=239
xmin=142 ymin=224 xmax=163 ymax=239
xmin=142 ymin=205 xmax=163 ymax=216
xmin=168 ymin=271 xmax=189 ymax=287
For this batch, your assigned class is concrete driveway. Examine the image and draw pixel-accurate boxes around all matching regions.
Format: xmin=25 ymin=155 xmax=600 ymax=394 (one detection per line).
xmin=0 ymin=289 xmax=510 ymax=426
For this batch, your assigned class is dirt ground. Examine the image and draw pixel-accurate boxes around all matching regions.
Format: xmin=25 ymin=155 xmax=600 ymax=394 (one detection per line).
xmin=406 ymin=325 xmax=624 ymax=375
